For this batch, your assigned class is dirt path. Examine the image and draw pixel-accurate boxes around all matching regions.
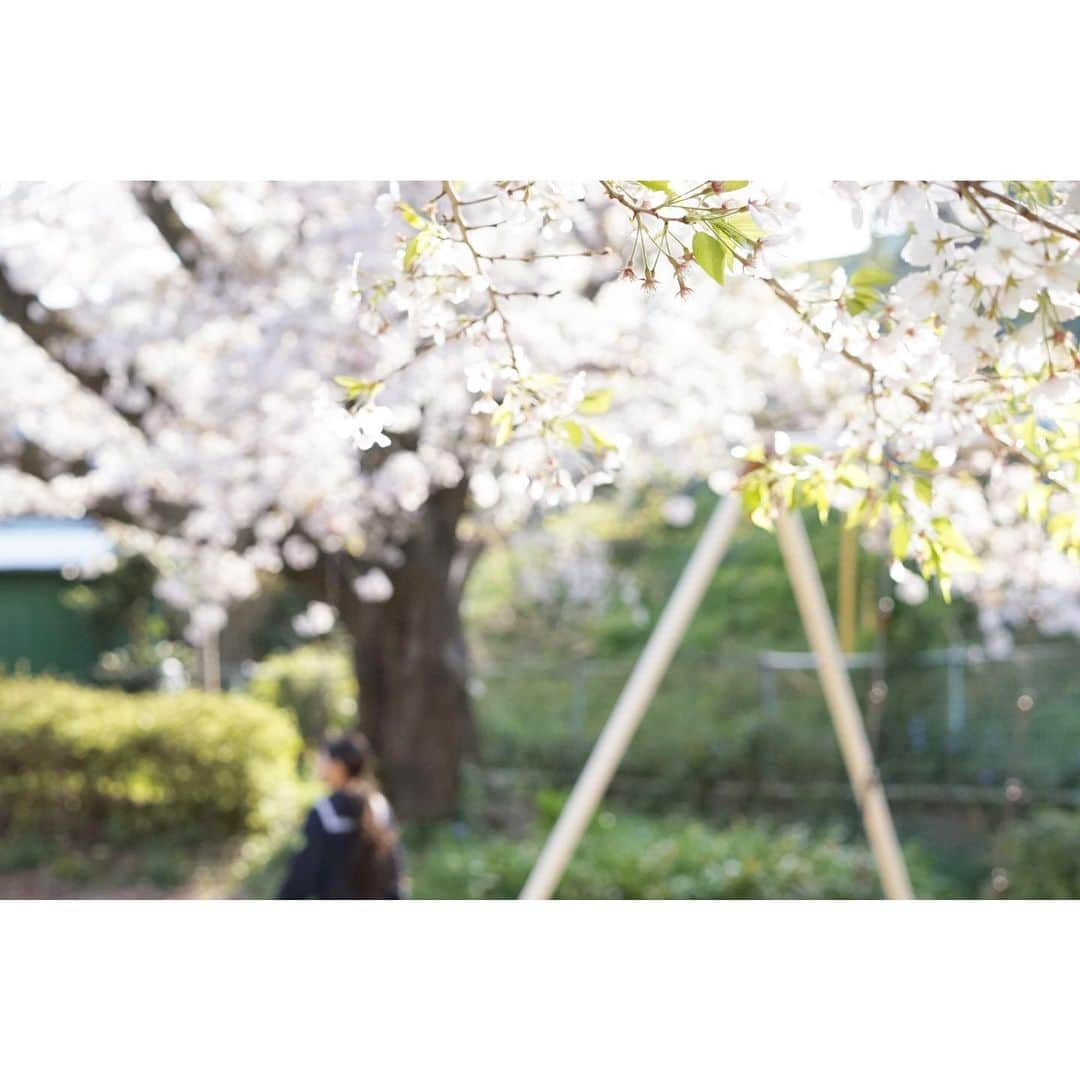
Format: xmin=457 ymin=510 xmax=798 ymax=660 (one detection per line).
xmin=0 ymin=853 xmax=248 ymax=899
xmin=0 ymin=868 xmax=181 ymax=899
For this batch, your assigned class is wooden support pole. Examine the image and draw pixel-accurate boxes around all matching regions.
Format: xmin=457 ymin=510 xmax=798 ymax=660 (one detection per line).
xmin=838 ymin=524 xmax=858 ymax=653
xmin=520 ymin=496 xmax=742 ymax=900
xmin=775 ymin=511 xmax=913 ymax=899
xmin=200 ymin=632 xmax=221 ymax=693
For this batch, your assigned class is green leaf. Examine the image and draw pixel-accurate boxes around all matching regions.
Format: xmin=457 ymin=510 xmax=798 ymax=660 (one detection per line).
xmin=844 ymin=286 xmax=881 ymax=315
xmin=1047 ymin=512 xmax=1079 ymax=554
xmin=845 ymin=495 xmax=868 ymax=530
xmin=638 ymin=180 xmax=674 ymax=194
xmin=333 ymin=375 xmax=383 ymax=402
xmin=717 ymin=181 xmax=749 ymax=192
xmin=890 ymin=519 xmax=911 ymax=561
xmin=801 ymin=476 xmax=831 ymax=522
xmin=913 ymin=475 xmax=933 ymax=506
xmin=1012 ymin=181 xmax=1055 ymax=207
xmin=578 ymin=388 xmax=613 ymax=415
xmin=403 ymin=228 xmax=437 ymax=270
xmin=850 ymin=264 xmax=896 ymax=289
xmin=1048 ymin=510 xmax=1076 ymax=535
xmin=741 ymin=474 xmax=766 ymax=514
xmin=692 ymin=231 xmax=728 ymax=286
xmin=933 ymin=517 xmax=976 ymax=559
xmin=491 ymin=408 xmax=513 ymax=447
xmin=397 ymin=201 xmax=426 ymax=230
xmin=711 ymin=211 xmax=763 ymax=247
xmin=560 ymin=419 xmax=583 ymax=449
xmin=835 ymin=463 xmax=871 ymax=489
xmin=939 ymin=575 xmax=952 ymax=604
xmin=845 ymin=264 xmax=895 ymax=315
xmin=1018 ymin=414 xmax=1040 ymax=453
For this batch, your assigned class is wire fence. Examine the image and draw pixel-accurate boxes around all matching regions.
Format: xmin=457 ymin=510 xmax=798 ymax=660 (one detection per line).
xmin=471 ymin=643 xmax=1080 ymax=809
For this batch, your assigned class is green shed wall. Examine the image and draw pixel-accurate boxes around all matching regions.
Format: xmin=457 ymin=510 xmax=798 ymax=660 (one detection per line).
xmin=0 ymin=572 xmax=121 ymax=680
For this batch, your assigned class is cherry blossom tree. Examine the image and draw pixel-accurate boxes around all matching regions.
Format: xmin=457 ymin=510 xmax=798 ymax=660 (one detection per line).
xmin=2 ymin=180 xmax=1078 ymax=817
xmin=0 ymin=182 xmax=476 ymax=817
xmin=0 ymin=182 xmax=780 ymax=816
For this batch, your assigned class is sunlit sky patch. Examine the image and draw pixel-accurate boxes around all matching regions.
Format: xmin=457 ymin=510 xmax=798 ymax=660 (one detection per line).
xmin=770 ymin=182 xmax=873 ymax=264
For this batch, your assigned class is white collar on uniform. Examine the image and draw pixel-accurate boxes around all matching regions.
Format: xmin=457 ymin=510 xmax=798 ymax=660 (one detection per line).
xmin=314 ymin=796 xmax=358 ymax=834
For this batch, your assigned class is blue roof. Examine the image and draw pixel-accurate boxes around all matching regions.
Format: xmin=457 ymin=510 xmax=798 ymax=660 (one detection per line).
xmin=0 ymin=517 xmax=113 ymax=573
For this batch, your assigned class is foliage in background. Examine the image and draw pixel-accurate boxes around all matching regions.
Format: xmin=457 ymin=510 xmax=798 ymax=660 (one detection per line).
xmin=4 ymin=489 xmax=1078 ymax=897
xmin=466 ymin=493 xmax=979 ymax=666
xmin=62 ymin=554 xmax=194 ymax=691
xmin=408 ymin=801 xmax=950 ymax=899
xmin=0 ymin=676 xmax=301 ymax=843
xmin=992 ymin=810 xmax=1080 ymax=899
xmin=463 ymin=494 xmax=1055 ymax=797
xmin=247 ymin=646 xmax=357 ymax=747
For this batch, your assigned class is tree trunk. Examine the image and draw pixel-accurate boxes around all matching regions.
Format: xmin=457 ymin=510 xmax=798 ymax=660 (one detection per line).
xmin=339 ymin=480 xmax=478 ymax=820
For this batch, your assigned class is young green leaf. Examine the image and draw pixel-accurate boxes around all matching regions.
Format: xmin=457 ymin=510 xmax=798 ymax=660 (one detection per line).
xmin=850 ymin=264 xmax=896 ymax=289
xmin=491 ymin=408 xmax=513 ymax=447
xmin=890 ymin=519 xmax=911 ymax=561
xmin=692 ymin=231 xmax=728 ymax=286
xmin=333 ymin=375 xmax=383 ymax=402
xmin=578 ymin=388 xmax=613 ymax=415
xmin=845 ymin=495 xmax=868 ymax=530
xmin=711 ymin=211 xmax=763 ymax=248
xmin=560 ymin=418 xmax=584 ymax=448
xmin=397 ymin=201 xmax=426 ymax=230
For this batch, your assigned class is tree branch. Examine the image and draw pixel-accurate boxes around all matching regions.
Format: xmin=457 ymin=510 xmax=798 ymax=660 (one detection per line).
xmin=0 ymin=259 xmax=77 ymax=354
xmin=955 ymin=181 xmax=1080 ymax=245
xmin=130 ymin=182 xmax=203 ymax=271
xmin=0 ymin=259 xmax=160 ymax=429
xmin=1 ymin=439 xmax=188 ymax=532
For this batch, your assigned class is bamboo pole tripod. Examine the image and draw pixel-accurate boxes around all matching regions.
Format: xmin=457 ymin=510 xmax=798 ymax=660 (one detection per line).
xmin=520 ymin=496 xmax=913 ymax=901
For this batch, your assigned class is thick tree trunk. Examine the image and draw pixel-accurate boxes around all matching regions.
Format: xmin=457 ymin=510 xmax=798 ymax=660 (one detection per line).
xmin=339 ymin=480 xmax=478 ymax=820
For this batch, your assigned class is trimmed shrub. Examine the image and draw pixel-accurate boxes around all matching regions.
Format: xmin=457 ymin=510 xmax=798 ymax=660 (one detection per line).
xmin=247 ymin=646 xmax=357 ymax=746
xmin=992 ymin=810 xmax=1080 ymax=899
xmin=408 ymin=805 xmax=948 ymax=899
xmin=0 ymin=676 xmax=301 ymax=842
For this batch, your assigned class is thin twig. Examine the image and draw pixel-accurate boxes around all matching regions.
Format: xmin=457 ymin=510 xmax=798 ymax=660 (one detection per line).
xmin=956 ymin=181 xmax=1080 ymax=244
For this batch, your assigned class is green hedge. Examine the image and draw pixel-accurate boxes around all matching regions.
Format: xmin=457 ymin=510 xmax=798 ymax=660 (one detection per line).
xmin=0 ymin=676 xmax=301 ymax=842
xmin=992 ymin=810 xmax=1080 ymax=898
xmin=247 ymin=646 xmax=357 ymax=746
xmin=409 ymin=807 xmax=949 ymax=899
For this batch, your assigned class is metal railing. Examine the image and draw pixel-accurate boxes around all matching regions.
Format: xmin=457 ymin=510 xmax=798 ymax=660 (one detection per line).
xmin=472 ymin=642 xmax=1080 ymax=804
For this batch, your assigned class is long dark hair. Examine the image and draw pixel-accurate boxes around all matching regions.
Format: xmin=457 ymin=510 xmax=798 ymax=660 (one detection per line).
xmin=323 ymin=735 xmax=399 ymax=899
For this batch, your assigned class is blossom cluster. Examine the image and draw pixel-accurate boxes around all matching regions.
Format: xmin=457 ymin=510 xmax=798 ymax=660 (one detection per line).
xmin=1 ymin=180 xmax=1077 ymax=649
xmin=350 ymin=179 xmax=1080 ymax=634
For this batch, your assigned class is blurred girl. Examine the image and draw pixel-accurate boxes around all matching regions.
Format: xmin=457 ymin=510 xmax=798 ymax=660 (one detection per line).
xmin=278 ymin=734 xmax=404 ymax=900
